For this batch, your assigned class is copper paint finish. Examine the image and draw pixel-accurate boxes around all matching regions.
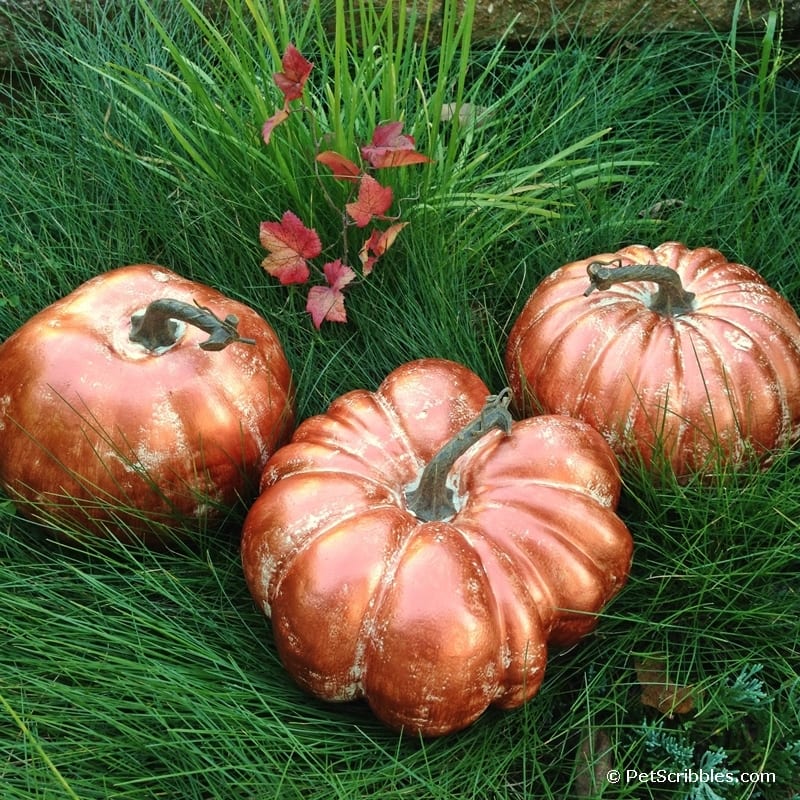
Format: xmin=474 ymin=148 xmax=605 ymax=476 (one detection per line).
xmin=506 ymin=242 xmax=800 ymax=476
xmin=0 ymin=264 xmax=294 ymax=539
xmin=241 ymin=358 xmax=632 ymax=736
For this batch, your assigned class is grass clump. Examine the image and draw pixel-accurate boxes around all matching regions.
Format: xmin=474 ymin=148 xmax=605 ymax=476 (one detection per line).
xmin=1 ymin=0 xmax=799 ymax=797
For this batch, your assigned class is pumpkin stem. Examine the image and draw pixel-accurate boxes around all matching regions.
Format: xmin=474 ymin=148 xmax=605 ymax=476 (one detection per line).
xmin=129 ymin=299 xmax=257 ymax=352
xmin=584 ymin=259 xmax=696 ymax=316
xmin=405 ymin=389 xmax=513 ymax=522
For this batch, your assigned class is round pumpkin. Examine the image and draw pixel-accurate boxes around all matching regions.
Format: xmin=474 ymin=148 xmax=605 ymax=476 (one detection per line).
xmin=0 ymin=264 xmax=295 ymax=540
xmin=241 ymin=358 xmax=632 ymax=736
xmin=505 ymin=242 xmax=800 ymax=477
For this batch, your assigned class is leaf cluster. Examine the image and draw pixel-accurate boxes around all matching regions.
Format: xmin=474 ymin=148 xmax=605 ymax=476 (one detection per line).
xmin=259 ymin=46 xmax=428 ymax=326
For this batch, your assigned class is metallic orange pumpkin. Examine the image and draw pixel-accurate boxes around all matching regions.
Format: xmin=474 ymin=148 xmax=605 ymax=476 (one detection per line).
xmin=506 ymin=242 xmax=800 ymax=477
xmin=241 ymin=358 xmax=632 ymax=736
xmin=0 ymin=264 xmax=294 ymax=540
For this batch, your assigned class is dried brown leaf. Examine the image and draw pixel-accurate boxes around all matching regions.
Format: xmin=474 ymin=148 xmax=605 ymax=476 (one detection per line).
xmin=635 ymin=657 xmax=700 ymax=717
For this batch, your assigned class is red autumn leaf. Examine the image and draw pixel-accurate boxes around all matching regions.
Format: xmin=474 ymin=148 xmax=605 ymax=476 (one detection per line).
xmin=316 ymin=150 xmax=362 ymax=182
xmin=363 ymin=121 xmax=414 ymax=154
xmin=261 ymin=107 xmax=290 ymax=145
xmin=259 ymin=211 xmax=322 ymax=285
xmin=361 ymin=121 xmax=433 ymax=169
xmin=323 ymin=259 xmax=356 ymax=291
xmin=306 ymin=260 xmax=356 ymax=328
xmin=359 ymin=222 xmax=408 ymax=275
xmin=273 ymin=44 xmax=313 ymax=104
xmin=346 ymin=175 xmax=394 ymax=227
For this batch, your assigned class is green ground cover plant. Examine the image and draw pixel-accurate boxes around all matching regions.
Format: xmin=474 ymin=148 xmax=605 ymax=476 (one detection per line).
xmin=1 ymin=0 xmax=799 ymax=797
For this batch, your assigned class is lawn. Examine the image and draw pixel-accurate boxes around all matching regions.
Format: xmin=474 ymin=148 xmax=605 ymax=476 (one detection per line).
xmin=1 ymin=0 xmax=798 ymax=798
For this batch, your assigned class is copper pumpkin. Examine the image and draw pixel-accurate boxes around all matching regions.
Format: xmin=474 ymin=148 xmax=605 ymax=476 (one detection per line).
xmin=0 ymin=264 xmax=295 ymax=540
xmin=506 ymin=242 xmax=800 ymax=477
xmin=241 ymin=358 xmax=632 ymax=736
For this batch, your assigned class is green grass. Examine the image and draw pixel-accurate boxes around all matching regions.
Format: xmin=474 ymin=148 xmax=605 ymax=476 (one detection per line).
xmin=2 ymin=0 xmax=800 ymax=797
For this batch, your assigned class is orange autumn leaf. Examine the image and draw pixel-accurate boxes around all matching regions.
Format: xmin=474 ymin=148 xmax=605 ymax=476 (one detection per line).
xmin=367 ymin=149 xmax=433 ymax=168
xmin=316 ymin=150 xmax=362 ymax=182
xmin=262 ymin=107 xmax=290 ymax=145
xmin=259 ymin=211 xmax=322 ymax=285
xmin=359 ymin=222 xmax=408 ymax=275
xmin=346 ymin=175 xmax=393 ymax=228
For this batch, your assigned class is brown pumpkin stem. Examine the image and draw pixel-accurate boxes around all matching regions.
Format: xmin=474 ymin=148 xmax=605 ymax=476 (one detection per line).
xmin=129 ymin=299 xmax=257 ymax=352
xmin=584 ymin=260 xmax=696 ymax=316
xmin=405 ymin=389 xmax=513 ymax=522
